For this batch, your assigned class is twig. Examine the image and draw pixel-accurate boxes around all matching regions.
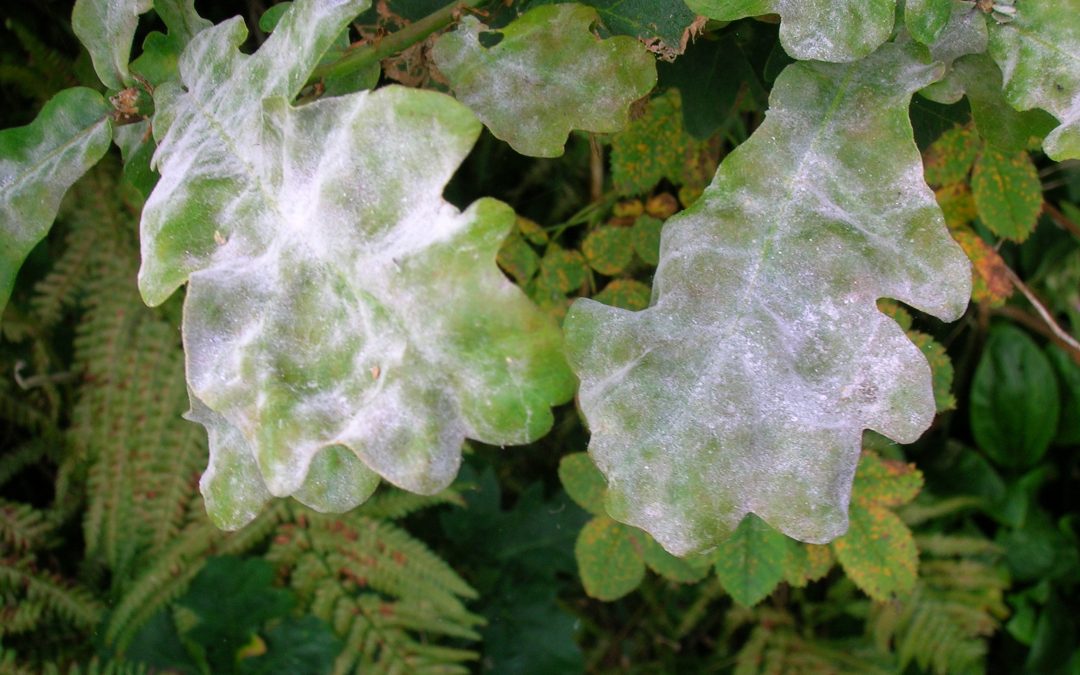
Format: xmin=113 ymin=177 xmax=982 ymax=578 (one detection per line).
xmin=1043 ymin=202 xmax=1080 ymax=240
xmin=998 ymin=267 xmax=1080 ymax=363
xmin=307 ymin=0 xmax=491 ymax=86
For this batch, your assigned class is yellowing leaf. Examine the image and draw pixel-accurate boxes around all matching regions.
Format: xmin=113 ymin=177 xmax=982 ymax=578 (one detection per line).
xmin=611 ymin=89 xmax=716 ymax=196
xmin=139 ymin=0 xmax=574 ymax=529
xmin=833 ymin=452 xmax=922 ymax=601
xmin=433 ymin=4 xmax=657 ymax=157
xmin=559 ymin=452 xmax=607 ymax=516
xmin=908 ymin=331 xmax=957 ymax=413
xmin=575 ymin=516 xmax=645 ymax=600
xmin=923 ymin=125 xmax=979 ymax=187
xmin=582 ymin=226 xmax=633 ymax=275
xmin=951 ymin=228 xmax=1014 ymax=306
xmin=593 ymin=279 xmax=651 ymax=311
xmin=565 ymin=44 xmax=970 ymax=556
xmin=971 ymin=147 xmax=1043 ymax=242
xmin=540 ymin=247 xmax=589 ymax=294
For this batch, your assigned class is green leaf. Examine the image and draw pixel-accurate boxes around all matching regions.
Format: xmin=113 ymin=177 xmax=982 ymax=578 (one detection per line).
xmin=1 ymin=87 xmax=112 ymax=317
xmin=685 ymin=0 xmax=895 ymax=62
xmin=497 ymin=231 xmax=541 ymax=283
xmin=592 ymin=279 xmax=651 ymax=311
xmin=564 ymin=43 xmax=970 ymax=555
xmin=971 ymin=147 xmax=1043 ymax=242
xmin=905 ymin=0 xmax=953 ymax=45
xmin=558 ymin=452 xmax=607 ymax=516
xmin=575 ymin=516 xmax=646 ymax=600
xmin=72 ymin=0 xmax=154 ymax=90
xmin=781 ymin=542 xmax=834 ymax=587
xmin=970 ymin=324 xmax=1060 ymax=468
xmin=611 ymin=89 xmax=716 ymax=196
xmin=540 ymin=246 xmax=589 ymax=294
xmin=833 ymin=452 xmax=921 ymax=601
xmin=139 ymin=0 xmax=575 ymax=528
xmin=923 ymin=125 xmax=979 ymax=187
xmin=1047 ymin=346 xmax=1080 ymax=445
xmin=631 ymin=214 xmax=663 ymax=265
xmin=987 ymin=0 xmax=1080 ymax=159
xmin=582 ymin=225 xmax=633 ymax=275
xmin=908 ymin=330 xmax=956 ymax=412
xmin=712 ymin=515 xmax=789 ymax=607
xmin=530 ymin=0 xmax=699 ymax=61
xmin=432 ymin=4 xmax=657 ymax=157
xmin=634 ymin=530 xmax=711 ymax=583
xmin=950 ymin=54 xmax=1057 ymax=154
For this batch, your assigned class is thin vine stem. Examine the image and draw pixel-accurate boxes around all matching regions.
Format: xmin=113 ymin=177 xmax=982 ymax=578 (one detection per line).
xmin=307 ymin=0 xmax=491 ymax=87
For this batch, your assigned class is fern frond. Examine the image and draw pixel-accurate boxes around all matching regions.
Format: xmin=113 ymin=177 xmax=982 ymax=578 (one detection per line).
xmin=0 ymin=440 xmax=51 ymax=490
xmin=269 ymin=509 xmax=482 ymax=675
xmin=104 ymin=504 xmax=287 ymax=652
xmin=30 ymin=218 xmax=98 ymax=330
xmin=0 ymin=20 xmax=77 ymax=101
xmin=0 ymin=500 xmax=52 ymax=552
xmin=869 ymin=539 xmax=1009 ymax=675
xmin=40 ymin=658 xmax=149 ymax=675
xmin=734 ymin=610 xmax=892 ymax=675
xmin=356 ymin=486 xmax=465 ymax=520
xmin=0 ymin=555 xmax=103 ymax=637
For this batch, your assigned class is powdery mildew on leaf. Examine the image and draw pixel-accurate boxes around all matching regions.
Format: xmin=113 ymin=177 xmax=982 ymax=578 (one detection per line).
xmin=72 ymin=0 xmax=154 ymax=90
xmin=987 ymin=0 xmax=1080 ymax=160
xmin=139 ymin=0 xmax=574 ymax=528
xmin=1 ymin=88 xmax=112 ymax=317
xmin=432 ymin=4 xmax=657 ymax=158
xmin=564 ymin=43 xmax=971 ymax=556
xmin=684 ymin=0 xmax=895 ymax=62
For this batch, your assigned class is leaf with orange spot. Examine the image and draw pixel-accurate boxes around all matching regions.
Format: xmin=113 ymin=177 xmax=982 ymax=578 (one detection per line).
xmin=935 ymin=182 xmax=978 ymax=231
xmin=971 ymin=147 xmax=1043 ymax=242
xmin=832 ymin=451 xmax=922 ymax=601
xmin=923 ymin=125 xmax=979 ymax=187
xmin=952 ymin=227 xmax=1014 ymax=306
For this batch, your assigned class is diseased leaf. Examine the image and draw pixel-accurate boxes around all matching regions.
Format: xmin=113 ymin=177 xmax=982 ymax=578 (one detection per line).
xmin=782 ymin=542 xmax=834 ymax=587
xmin=949 ymin=54 xmax=1056 ymax=154
xmin=712 ymin=515 xmax=789 ymax=607
xmin=631 ymin=214 xmax=663 ymax=266
xmin=923 ymin=125 xmax=979 ymax=187
xmin=432 ymin=4 xmax=657 ymax=157
xmin=935 ymin=182 xmax=978 ymax=230
xmin=951 ymin=227 xmax=1014 ymax=306
xmin=72 ymin=0 xmax=154 ymax=90
xmin=970 ymin=324 xmax=1060 ymax=468
xmin=905 ymin=0 xmax=953 ymax=45
xmin=593 ymin=279 xmax=651 ymax=311
xmin=139 ymin=0 xmax=574 ymax=529
xmin=540 ymin=246 xmax=589 ymax=294
xmin=987 ymin=0 xmax=1080 ymax=159
xmin=497 ymin=231 xmax=540 ymax=283
xmin=685 ymin=0 xmax=894 ymax=62
xmin=611 ymin=89 xmax=717 ymax=196
xmin=559 ymin=452 xmax=607 ymax=516
xmin=1 ymin=87 xmax=112 ymax=317
xmin=832 ymin=452 xmax=921 ymax=601
xmin=909 ymin=331 xmax=956 ymax=412
xmin=582 ymin=225 xmax=633 ymax=275
xmin=576 ymin=516 xmax=646 ymax=600
xmin=564 ymin=43 xmax=971 ymax=555
xmin=971 ymin=147 xmax=1043 ymax=242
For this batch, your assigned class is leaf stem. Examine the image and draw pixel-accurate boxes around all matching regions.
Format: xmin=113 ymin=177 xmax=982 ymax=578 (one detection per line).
xmin=307 ymin=0 xmax=491 ymax=86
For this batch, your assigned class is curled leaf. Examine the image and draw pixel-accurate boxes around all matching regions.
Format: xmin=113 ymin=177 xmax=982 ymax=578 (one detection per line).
xmin=565 ymin=44 xmax=970 ymax=555
xmin=433 ymin=4 xmax=657 ymax=157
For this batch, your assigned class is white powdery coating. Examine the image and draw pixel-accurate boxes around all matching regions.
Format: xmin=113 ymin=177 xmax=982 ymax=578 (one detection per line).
xmin=565 ymin=43 xmax=971 ymax=556
xmin=918 ymin=2 xmax=990 ymax=105
xmin=988 ymin=0 xmax=1080 ymax=160
xmin=71 ymin=0 xmax=153 ymax=90
xmin=432 ymin=4 xmax=656 ymax=157
xmin=687 ymin=0 xmax=895 ymax=62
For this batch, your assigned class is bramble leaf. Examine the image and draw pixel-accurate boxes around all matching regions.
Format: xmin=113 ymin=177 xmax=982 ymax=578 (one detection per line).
xmin=576 ymin=516 xmax=646 ymax=600
xmin=72 ymin=0 xmax=153 ymax=90
xmin=923 ymin=125 xmax=979 ymax=187
xmin=1 ymin=87 xmax=112 ymax=317
xmin=139 ymin=0 xmax=574 ymax=529
xmin=593 ymin=279 xmax=651 ymax=311
xmin=565 ymin=43 xmax=970 ymax=555
xmin=611 ymin=89 xmax=716 ymax=196
xmin=559 ymin=452 xmax=607 ymax=516
xmin=582 ymin=226 xmax=633 ymax=275
xmin=432 ymin=4 xmax=657 ymax=157
xmin=833 ymin=452 xmax=922 ymax=601
xmin=971 ymin=147 xmax=1043 ymax=242
xmin=712 ymin=515 xmax=789 ymax=607
xmin=685 ymin=0 xmax=894 ymax=62
xmin=987 ymin=0 xmax=1080 ymax=160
